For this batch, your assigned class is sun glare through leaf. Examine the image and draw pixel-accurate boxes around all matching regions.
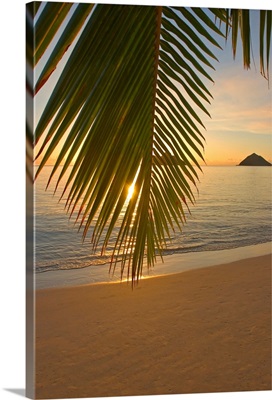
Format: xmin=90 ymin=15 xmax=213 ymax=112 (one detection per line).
xmin=126 ymin=165 xmax=141 ymax=202
xmin=127 ymin=183 xmax=135 ymax=201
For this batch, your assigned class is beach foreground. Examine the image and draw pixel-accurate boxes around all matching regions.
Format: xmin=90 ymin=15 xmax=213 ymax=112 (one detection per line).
xmin=35 ymin=254 xmax=271 ymax=398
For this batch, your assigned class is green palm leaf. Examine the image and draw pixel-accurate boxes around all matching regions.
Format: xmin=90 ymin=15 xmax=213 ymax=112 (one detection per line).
xmin=225 ymin=9 xmax=271 ymax=80
xmin=34 ymin=3 xmax=94 ymax=94
xmin=31 ymin=4 xmax=271 ymax=285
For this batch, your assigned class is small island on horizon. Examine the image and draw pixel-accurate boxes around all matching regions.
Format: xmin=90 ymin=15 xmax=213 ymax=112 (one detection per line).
xmin=238 ymin=153 xmax=271 ymax=166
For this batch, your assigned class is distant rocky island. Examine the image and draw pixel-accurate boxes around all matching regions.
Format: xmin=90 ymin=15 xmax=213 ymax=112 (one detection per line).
xmin=238 ymin=153 xmax=271 ymax=166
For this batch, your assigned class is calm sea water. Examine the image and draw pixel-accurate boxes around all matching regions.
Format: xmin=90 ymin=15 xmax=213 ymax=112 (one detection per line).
xmin=34 ymin=166 xmax=271 ymax=282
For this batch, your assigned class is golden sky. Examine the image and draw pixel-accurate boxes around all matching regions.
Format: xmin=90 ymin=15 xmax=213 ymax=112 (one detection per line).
xmin=33 ymin=5 xmax=272 ymax=167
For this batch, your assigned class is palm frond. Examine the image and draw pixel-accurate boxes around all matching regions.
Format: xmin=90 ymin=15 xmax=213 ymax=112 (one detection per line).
xmin=33 ymin=2 xmax=73 ymax=65
xmin=26 ymin=2 xmax=42 ymax=67
xmin=34 ymin=3 xmax=94 ymax=94
xmin=225 ymin=9 xmax=271 ymax=80
xmin=26 ymin=120 xmax=33 ymax=182
xmin=34 ymin=5 xmax=220 ymax=284
xmin=260 ymin=10 xmax=272 ymax=81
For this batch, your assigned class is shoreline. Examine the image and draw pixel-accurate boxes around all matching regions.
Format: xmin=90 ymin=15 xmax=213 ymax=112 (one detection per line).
xmin=35 ymin=254 xmax=271 ymax=398
xmin=35 ymin=241 xmax=271 ymax=289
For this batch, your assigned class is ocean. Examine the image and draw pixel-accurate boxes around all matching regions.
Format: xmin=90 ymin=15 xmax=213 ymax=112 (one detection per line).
xmin=34 ymin=165 xmax=271 ymax=288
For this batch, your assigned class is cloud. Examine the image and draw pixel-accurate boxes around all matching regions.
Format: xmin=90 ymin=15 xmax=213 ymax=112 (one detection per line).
xmin=202 ymin=63 xmax=271 ymax=136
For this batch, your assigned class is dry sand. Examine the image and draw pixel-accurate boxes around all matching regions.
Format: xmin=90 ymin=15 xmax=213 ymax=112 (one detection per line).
xmin=35 ymin=254 xmax=271 ymax=399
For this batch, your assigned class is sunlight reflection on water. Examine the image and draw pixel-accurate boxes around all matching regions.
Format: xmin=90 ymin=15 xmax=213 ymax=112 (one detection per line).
xmin=34 ymin=165 xmax=271 ymax=280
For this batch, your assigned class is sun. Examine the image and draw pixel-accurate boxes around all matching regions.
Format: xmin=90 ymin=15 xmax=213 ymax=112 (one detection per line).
xmin=126 ymin=167 xmax=140 ymax=202
xmin=127 ymin=183 xmax=135 ymax=201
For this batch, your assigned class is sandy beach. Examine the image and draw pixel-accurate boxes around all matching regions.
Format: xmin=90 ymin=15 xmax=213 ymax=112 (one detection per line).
xmin=35 ymin=254 xmax=271 ymax=399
